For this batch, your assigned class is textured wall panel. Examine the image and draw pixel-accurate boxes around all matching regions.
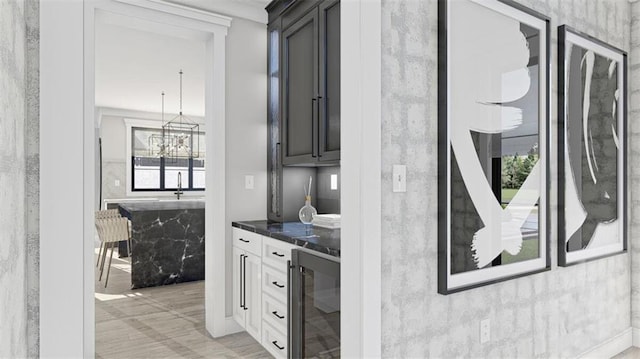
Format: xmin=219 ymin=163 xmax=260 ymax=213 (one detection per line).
xmin=0 ymin=0 xmax=28 ymax=357
xmin=381 ymin=0 xmax=632 ymax=357
xmin=630 ymin=1 xmax=640 ymax=332
xmin=102 ymin=160 xmax=126 ymax=200
xmin=25 ymin=0 xmax=39 ymax=355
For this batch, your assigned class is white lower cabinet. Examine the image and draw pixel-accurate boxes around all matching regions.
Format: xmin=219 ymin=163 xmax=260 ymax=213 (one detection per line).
xmin=262 ymin=320 xmax=288 ymax=359
xmin=261 ymin=237 xmax=296 ymax=358
xmin=234 ymin=228 xmax=296 ymax=358
xmin=232 ymin=230 xmax=262 ymax=343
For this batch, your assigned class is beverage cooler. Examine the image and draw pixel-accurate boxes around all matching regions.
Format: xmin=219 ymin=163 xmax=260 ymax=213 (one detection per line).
xmin=289 ymin=249 xmax=341 ymax=358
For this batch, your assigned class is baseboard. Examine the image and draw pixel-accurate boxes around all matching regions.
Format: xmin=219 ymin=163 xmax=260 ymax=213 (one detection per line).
xmin=225 ymin=316 xmax=244 ymax=335
xmin=578 ymin=327 xmax=632 ymax=358
xmin=633 ymin=327 xmax=640 ymax=347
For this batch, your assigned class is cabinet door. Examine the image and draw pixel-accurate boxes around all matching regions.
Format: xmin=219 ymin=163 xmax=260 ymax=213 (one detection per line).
xmin=244 ymin=253 xmax=262 ymax=342
xmin=267 ymin=20 xmax=283 ymax=222
xmin=282 ymin=9 xmax=319 ymax=165
xmin=232 ymin=247 xmax=246 ymax=328
xmin=318 ymin=0 xmax=340 ymax=162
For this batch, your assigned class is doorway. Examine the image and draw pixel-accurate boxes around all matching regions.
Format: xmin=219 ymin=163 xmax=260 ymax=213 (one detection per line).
xmin=39 ymin=0 xmax=382 ymax=357
xmin=86 ymin=1 xmax=230 ymax=354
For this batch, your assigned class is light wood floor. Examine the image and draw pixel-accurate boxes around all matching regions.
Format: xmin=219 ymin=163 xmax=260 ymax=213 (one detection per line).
xmin=95 ymin=248 xmax=270 ymax=359
xmin=613 ymin=347 xmax=640 ymax=359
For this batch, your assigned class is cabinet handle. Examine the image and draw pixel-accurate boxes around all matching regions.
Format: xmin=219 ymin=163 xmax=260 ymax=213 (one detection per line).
xmin=243 ymin=255 xmax=248 ymax=310
xmin=272 ymin=281 xmax=285 ymax=288
xmin=317 ymin=96 xmax=323 ymax=157
xmin=239 ymin=254 xmax=245 ymax=309
xmin=276 ymin=142 xmax=281 ymax=217
xmin=311 ymin=98 xmax=317 ymax=158
xmin=272 ymin=311 xmax=285 ymax=319
xmin=272 ymin=341 xmax=285 ymax=350
xmin=238 ymin=238 xmax=250 ymax=243
xmin=272 ymin=251 xmax=284 ymax=257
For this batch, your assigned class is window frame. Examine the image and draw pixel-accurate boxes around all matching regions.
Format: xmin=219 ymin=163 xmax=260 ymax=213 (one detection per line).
xmin=125 ymin=118 xmax=205 ymax=196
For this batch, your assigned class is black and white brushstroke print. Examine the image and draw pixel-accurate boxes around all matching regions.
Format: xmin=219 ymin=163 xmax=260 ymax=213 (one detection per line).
xmin=439 ymin=0 xmax=550 ymax=293
xmin=560 ymin=26 xmax=626 ymax=263
xmin=447 ymin=0 xmax=544 ymax=274
xmin=566 ymin=45 xmax=617 ymax=250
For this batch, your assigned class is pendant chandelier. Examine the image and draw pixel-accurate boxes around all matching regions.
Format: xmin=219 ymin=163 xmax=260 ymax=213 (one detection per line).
xmin=147 ymin=92 xmax=166 ymax=157
xmin=148 ymin=70 xmax=200 ymax=160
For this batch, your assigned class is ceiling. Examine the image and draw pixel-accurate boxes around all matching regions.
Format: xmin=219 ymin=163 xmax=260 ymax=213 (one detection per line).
xmin=95 ymin=13 xmax=206 ymax=116
xmin=95 ymin=0 xmax=269 ymax=117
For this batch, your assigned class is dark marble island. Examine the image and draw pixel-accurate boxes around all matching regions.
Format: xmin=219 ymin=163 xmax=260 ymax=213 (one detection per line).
xmin=119 ymin=200 xmax=205 ymax=289
xmin=232 ymin=220 xmax=340 ymax=257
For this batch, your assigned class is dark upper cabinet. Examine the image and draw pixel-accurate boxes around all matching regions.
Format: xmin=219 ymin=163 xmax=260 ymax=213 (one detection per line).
xmin=282 ymin=10 xmax=318 ymax=164
xmin=318 ymin=0 xmax=340 ymax=161
xmin=274 ymin=0 xmax=340 ymax=166
xmin=267 ymin=0 xmax=340 ymax=222
xmin=267 ymin=20 xmax=283 ymax=222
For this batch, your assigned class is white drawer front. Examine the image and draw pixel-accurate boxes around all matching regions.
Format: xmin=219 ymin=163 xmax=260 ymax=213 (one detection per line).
xmin=262 ymin=236 xmax=296 ymax=271
xmin=262 ymin=293 xmax=287 ymax=335
xmin=232 ymin=227 xmax=262 ymax=256
xmin=262 ymin=264 xmax=288 ymax=303
xmin=262 ymin=321 xmax=287 ymax=359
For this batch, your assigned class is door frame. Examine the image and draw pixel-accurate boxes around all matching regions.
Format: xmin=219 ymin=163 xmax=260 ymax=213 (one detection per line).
xmin=341 ymin=0 xmax=382 ymax=357
xmin=40 ymin=0 xmax=382 ymax=357
xmin=40 ymin=0 xmax=230 ymax=356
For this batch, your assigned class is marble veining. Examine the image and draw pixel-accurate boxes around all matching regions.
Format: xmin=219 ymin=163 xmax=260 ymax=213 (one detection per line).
xmin=120 ymin=204 xmax=205 ymax=289
xmin=232 ymin=220 xmax=340 ymax=257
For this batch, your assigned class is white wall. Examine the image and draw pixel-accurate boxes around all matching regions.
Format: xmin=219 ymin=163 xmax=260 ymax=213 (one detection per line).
xmin=224 ymin=16 xmax=267 ymax=317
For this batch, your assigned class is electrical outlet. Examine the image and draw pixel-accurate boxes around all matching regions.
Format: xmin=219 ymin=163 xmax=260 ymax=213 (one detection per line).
xmin=392 ymin=165 xmax=406 ymax=192
xmin=114 ymin=179 xmax=120 ymax=187
xmin=480 ymin=319 xmax=490 ymax=344
xmin=245 ymin=175 xmax=254 ymax=190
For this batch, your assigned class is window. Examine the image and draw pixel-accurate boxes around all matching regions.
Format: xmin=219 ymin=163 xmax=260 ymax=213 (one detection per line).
xmin=131 ymin=126 xmax=205 ymax=191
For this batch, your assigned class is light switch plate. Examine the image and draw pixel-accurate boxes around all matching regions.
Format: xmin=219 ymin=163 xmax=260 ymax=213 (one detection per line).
xmin=114 ymin=179 xmax=120 ymax=187
xmin=392 ymin=165 xmax=406 ymax=192
xmin=245 ymin=175 xmax=254 ymax=190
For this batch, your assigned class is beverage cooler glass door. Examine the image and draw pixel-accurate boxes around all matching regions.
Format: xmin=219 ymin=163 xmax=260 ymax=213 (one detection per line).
xmin=290 ymin=249 xmax=341 ymax=358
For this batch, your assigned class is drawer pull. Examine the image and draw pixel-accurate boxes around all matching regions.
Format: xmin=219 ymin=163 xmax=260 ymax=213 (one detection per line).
xmin=272 ymin=251 xmax=285 ymax=257
xmin=238 ymin=238 xmax=250 ymax=243
xmin=272 ymin=311 xmax=285 ymax=319
xmin=272 ymin=341 xmax=285 ymax=350
xmin=272 ymin=281 xmax=285 ymax=288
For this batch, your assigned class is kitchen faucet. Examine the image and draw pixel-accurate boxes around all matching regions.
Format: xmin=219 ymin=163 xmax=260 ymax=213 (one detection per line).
xmin=175 ymin=172 xmax=183 ymax=200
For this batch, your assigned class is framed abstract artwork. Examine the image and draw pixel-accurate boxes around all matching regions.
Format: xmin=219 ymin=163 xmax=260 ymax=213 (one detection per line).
xmin=558 ymin=25 xmax=627 ymax=266
xmin=438 ymin=0 xmax=550 ymax=294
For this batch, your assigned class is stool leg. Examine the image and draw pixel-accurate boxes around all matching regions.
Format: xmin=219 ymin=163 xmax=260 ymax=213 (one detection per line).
xmin=105 ymin=242 xmax=115 ymax=288
xmin=96 ymin=242 xmax=103 ymax=267
xmin=99 ymin=242 xmax=110 ymax=281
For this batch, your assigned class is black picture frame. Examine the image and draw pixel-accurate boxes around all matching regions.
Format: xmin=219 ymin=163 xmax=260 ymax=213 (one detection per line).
xmin=557 ymin=25 xmax=627 ymax=267
xmin=438 ymin=0 xmax=551 ymax=294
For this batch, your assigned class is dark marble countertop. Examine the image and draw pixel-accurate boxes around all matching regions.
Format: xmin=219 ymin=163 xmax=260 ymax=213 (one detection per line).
xmin=119 ymin=200 xmax=205 ymax=212
xmin=232 ymin=220 xmax=340 ymax=257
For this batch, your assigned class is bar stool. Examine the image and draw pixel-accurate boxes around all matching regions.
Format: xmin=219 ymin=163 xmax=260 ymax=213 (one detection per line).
xmin=95 ymin=209 xmax=121 ymax=267
xmin=95 ymin=217 xmax=130 ymax=288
